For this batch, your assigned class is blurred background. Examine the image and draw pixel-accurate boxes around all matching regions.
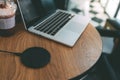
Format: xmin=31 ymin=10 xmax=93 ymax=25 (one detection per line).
xmin=67 ymin=0 xmax=120 ymax=55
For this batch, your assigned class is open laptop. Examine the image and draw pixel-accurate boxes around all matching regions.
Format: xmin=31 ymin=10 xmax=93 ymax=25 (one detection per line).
xmin=17 ymin=0 xmax=90 ymax=47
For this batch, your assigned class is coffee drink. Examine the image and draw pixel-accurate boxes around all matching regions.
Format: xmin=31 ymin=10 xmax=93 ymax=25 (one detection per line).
xmin=0 ymin=1 xmax=17 ymax=37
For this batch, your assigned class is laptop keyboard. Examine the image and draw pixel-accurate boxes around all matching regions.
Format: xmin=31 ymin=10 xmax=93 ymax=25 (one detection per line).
xmin=34 ymin=11 xmax=74 ymax=36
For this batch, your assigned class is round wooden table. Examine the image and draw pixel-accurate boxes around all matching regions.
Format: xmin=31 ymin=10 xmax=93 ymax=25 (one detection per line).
xmin=0 ymin=23 xmax=102 ymax=80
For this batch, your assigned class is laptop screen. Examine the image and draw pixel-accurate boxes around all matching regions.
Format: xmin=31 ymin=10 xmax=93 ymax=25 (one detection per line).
xmin=18 ymin=0 xmax=56 ymax=28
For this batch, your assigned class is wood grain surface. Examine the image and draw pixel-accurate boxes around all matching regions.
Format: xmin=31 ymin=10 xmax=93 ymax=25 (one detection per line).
xmin=0 ymin=23 xmax=102 ymax=80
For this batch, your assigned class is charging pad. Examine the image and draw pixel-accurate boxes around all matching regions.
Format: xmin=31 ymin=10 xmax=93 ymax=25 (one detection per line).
xmin=20 ymin=47 xmax=51 ymax=68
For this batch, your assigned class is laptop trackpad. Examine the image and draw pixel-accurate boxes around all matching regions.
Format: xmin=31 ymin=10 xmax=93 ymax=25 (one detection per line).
xmin=55 ymin=30 xmax=80 ymax=46
xmin=64 ymin=21 xmax=88 ymax=34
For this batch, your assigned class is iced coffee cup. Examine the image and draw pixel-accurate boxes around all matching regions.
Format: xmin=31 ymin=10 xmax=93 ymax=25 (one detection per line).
xmin=0 ymin=1 xmax=17 ymax=37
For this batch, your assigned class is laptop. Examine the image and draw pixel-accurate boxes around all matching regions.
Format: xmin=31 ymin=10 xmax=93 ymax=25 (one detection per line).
xmin=17 ymin=0 xmax=90 ymax=47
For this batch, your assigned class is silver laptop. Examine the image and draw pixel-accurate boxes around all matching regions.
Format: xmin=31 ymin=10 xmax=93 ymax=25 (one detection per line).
xmin=17 ymin=0 xmax=90 ymax=47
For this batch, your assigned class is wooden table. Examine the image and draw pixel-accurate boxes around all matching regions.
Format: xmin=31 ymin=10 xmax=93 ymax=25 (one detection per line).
xmin=0 ymin=23 xmax=102 ymax=80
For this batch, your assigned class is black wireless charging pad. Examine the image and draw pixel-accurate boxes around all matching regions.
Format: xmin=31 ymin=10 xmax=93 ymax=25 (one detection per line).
xmin=20 ymin=47 xmax=51 ymax=68
xmin=0 ymin=47 xmax=50 ymax=68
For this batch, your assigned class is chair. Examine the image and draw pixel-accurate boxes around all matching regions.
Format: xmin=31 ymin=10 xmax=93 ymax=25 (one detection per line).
xmin=96 ymin=28 xmax=120 ymax=80
xmin=104 ymin=18 xmax=120 ymax=30
xmin=83 ymin=28 xmax=120 ymax=80
xmin=104 ymin=18 xmax=120 ymax=52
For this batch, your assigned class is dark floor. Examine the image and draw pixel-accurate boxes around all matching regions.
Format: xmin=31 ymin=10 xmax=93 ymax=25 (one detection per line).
xmin=83 ymin=72 xmax=102 ymax=80
xmin=82 ymin=57 xmax=111 ymax=80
